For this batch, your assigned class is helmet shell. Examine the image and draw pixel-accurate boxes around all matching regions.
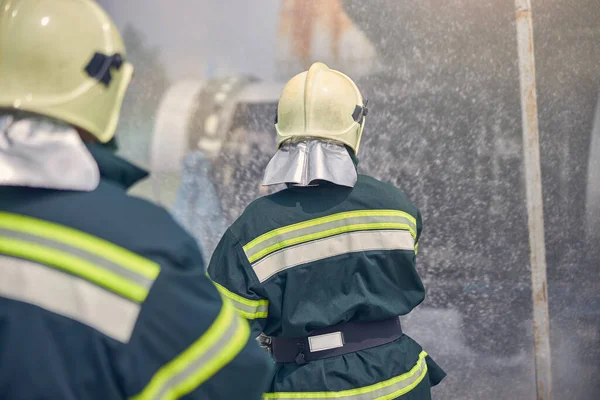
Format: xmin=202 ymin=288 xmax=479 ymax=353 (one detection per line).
xmin=275 ymin=62 xmax=367 ymax=153
xmin=0 ymin=0 xmax=133 ymax=142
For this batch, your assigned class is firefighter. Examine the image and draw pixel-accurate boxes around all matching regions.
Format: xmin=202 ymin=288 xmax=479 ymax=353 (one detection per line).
xmin=207 ymin=62 xmax=446 ymax=399
xmin=0 ymin=1 xmax=272 ymax=399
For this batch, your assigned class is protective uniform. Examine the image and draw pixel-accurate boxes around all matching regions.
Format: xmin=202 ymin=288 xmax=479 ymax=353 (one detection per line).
xmin=0 ymin=1 xmax=272 ymax=399
xmin=208 ymin=63 xmax=445 ymax=399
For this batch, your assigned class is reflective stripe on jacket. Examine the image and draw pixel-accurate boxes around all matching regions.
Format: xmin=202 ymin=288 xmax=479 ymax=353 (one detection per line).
xmin=208 ymin=175 xmax=445 ymax=398
xmin=0 ymin=144 xmax=273 ymax=400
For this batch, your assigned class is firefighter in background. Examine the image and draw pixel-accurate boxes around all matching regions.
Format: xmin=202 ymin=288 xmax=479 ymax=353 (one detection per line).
xmin=0 ymin=1 xmax=272 ymax=399
xmin=208 ymin=62 xmax=445 ymax=399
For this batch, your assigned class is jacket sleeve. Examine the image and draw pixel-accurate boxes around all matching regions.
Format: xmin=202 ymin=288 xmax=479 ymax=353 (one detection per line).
xmin=122 ymin=265 xmax=273 ymax=400
xmin=207 ymin=229 xmax=270 ymax=339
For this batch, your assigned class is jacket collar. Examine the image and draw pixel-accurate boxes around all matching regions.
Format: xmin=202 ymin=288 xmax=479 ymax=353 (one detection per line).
xmin=85 ymin=144 xmax=148 ymax=190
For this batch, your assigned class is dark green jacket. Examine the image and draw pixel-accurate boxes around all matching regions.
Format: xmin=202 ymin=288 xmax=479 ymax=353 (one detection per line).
xmin=208 ymin=174 xmax=446 ymax=399
xmin=0 ymin=145 xmax=273 ymax=400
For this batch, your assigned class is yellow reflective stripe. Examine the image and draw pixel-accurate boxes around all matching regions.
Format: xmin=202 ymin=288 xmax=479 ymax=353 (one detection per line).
xmin=0 ymin=212 xmax=159 ymax=280
xmin=131 ymin=300 xmax=250 ymax=400
xmin=0 ymin=237 xmax=149 ymax=303
xmin=212 ymin=280 xmax=269 ymax=320
xmin=248 ymin=222 xmax=416 ymax=264
xmin=249 ymin=215 xmax=415 ymax=257
xmin=263 ymin=351 xmax=428 ymax=400
xmin=243 ymin=210 xmax=416 ymax=254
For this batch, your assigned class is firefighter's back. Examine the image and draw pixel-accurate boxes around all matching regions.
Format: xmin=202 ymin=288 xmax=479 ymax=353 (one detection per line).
xmin=0 ymin=147 xmax=273 ymax=399
xmin=228 ymin=174 xmax=444 ymax=398
xmin=236 ymin=174 xmax=423 ymax=334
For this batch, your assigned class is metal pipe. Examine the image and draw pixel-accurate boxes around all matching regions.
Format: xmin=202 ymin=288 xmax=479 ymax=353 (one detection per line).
xmin=585 ymin=94 xmax=600 ymax=246
xmin=514 ymin=0 xmax=552 ymax=398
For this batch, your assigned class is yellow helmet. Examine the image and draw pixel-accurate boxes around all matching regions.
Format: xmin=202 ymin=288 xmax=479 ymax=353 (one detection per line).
xmin=0 ymin=0 xmax=133 ymax=143
xmin=275 ymin=62 xmax=368 ymax=154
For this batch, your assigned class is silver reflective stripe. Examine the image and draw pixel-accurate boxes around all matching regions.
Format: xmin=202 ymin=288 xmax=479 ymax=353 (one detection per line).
xmin=0 ymin=227 xmax=154 ymax=290
xmin=0 ymin=255 xmax=140 ymax=343
xmin=245 ymin=214 xmax=416 ymax=262
xmin=152 ymin=309 xmax=243 ymax=399
xmin=253 ymin=230 xmax=415 ymax=283
xmin=265 ymin=352 xmax=428 ymax=400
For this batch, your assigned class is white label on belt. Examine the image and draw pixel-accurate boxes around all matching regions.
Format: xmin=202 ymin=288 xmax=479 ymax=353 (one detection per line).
xmin=308 ymin=332 xmax=344 ymax=352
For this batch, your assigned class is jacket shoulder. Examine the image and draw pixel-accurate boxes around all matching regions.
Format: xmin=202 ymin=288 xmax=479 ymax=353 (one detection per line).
xmin=1 ymin=183 xmax=204 ymax=271
xmin=229 ymin=176 xmax=419 ymax=242
xmin=355 ymin=174 xmax=419 ymax=215
xmin=84 ymin=181 xmax=206 ymax=271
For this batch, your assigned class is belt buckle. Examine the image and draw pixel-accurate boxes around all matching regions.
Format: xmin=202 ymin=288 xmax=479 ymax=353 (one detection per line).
xmin=257 ymin=333 xmax=272 ymax=355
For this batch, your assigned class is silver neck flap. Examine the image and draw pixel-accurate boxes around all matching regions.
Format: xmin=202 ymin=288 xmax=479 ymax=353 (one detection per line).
xmin=262 ymin=139 xmax=357 ymax=188
xmin=0 ymin=114 xmax=100 ymax=191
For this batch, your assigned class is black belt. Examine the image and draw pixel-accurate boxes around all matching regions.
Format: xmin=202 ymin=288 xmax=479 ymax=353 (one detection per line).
xmin=271 ymin=317 xmax=403 ymax=365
